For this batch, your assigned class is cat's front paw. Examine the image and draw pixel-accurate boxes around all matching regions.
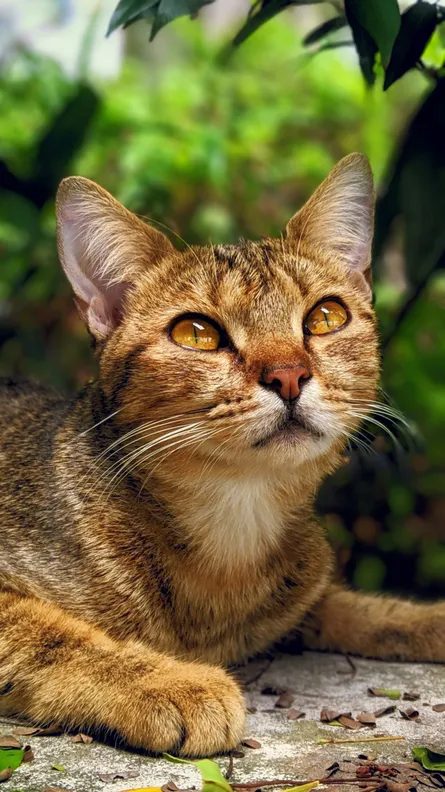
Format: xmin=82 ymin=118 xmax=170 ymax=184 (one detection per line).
xmin=124 ymin=659 xmax=245 ymax=756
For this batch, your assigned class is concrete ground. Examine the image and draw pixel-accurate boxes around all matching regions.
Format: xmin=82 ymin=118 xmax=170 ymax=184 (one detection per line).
xmin=1 ymin=652 xmax=444 ymax=792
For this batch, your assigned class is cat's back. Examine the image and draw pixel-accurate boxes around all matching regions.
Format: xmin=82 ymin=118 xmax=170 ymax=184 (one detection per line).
xmin=0 ymin=376 xmax=68 ymax=451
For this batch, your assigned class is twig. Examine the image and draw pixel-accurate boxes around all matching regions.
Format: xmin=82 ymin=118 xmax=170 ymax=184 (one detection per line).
xmin=232 ymin=779 xmax=383 ymax=789
xmin=317 ymin=736 xmax=405 ymax=746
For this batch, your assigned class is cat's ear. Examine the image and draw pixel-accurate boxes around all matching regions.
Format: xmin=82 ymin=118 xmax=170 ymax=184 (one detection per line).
xmin=56 ymin=177 xmax=173 ymax=340
xmin=285 ymin=153 xmax=375 ymax=297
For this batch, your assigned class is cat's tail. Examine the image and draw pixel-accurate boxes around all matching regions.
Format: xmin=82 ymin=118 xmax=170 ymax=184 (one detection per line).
xmin=302 ymin=583 xmax=445 ymax=662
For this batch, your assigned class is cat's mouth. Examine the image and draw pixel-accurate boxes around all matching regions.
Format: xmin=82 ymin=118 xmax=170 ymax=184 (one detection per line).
xmin=253 ymin=412 xmax=325 ymax=448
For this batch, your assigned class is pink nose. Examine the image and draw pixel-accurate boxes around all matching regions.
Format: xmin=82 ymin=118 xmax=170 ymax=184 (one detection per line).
xmin=262 ymin=365 xmax=311 ymax=401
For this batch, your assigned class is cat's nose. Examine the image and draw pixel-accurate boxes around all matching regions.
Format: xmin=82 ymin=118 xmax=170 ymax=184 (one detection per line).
xmin=261 ymin=365 xmax=311 ymax=401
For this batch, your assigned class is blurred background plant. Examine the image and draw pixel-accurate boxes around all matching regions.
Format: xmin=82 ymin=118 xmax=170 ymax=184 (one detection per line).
xmin=1 ymin=0 xmax=444 ymax=597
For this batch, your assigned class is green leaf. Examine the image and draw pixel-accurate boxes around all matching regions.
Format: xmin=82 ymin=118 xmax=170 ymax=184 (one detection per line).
xmin=107 ymin=0 xmax=158 ymax=35
xmin=368 ymin=687 xmax=401 ymax=700
xmin=384 ymin=2 xmax=438 ymax=90
xmin=107 ymin=0 xmax=216 ymax=38
xmin=412 ymin=747 xmax=445 ymax=771
xmin=231 ymin=0 xmax=325 ymax=49
xmin=149 ymin=0 xmax=216 ymax=41
xmin=345 ymin=10 xmax=378 ymax=84
xmin=51 ymin=763 xmax=66 ymax=772
xmin=163 ymin=754 xmax=232 ymax=792
xmin=0 ymin=748 xmax=24 ymax=772
xmin=303 ymin=16 xmax=347 ymax=47
xmin=345 ymin=0 xmax=401 ymax=67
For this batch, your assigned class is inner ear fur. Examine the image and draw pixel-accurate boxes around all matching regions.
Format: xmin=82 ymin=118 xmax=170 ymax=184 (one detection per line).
xmin=285 ymin=153 xmax=375 ymax=296
xmin=56 ymin=177 xmax=174 ymax=340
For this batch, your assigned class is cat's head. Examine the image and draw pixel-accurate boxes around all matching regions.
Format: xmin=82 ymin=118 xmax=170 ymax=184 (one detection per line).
xmin=56 ymin=154 xmax=379 ymax=477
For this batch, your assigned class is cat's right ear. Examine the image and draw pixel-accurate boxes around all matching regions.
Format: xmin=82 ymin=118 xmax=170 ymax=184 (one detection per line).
xmin=56 ymin=177 xmax=173 ymax=341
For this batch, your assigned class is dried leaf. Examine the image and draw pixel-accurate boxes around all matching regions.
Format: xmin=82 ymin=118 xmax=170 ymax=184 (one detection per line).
xmin=357 ymin=713 xmax=377 ymax=726
xmin=261 ymin=686 xmax=286 ymax=696
xmin=23 ymin=745 xmax=34 ymax=762
xmin=161 ymin=783 xmax=179 ymax=792
xmin=385 ymin=783 xmax=413 ymax=792
xmin=71 ymin=733 xmax=93 ymax=744
xmin=0 ymin=768 xmax=12 ymax=782
xmin=338 ymin=715 xmax=362 ymax=730
xmin=374 ymin=705 xmax=397 ymax=718
xmin=241 ymin=738 xmax=261 ymax=750
xmin=0 ymin=736 xmax=22 ymax=749
xmin=400 ymin=708 xmax=420 ymax=721
xmin=368 ymin=688 xmax=401 ymax=700
xmin=99 ymin=770 xmax=139 ymax=782
xmin=275 ymin=692 xmax=295 ymax=709
xmin=432 ymin=704 xmax=445 ymax=713
xmin=403 ymin=692 xmax=420 ymax=701
xmin=44 ymin=788 xmax=73 ymax=792
xmin=246 ymin=707 xmax=257 ymax=714
xmin=320 ymin=708 xmax=344 ymax=723
xmin=287 ymin=709 xmax=305 ymax=721
xmin=230 ymin=750 xmax=245 ymax=758
xmin=13 ymin=724 xmax=63 ymax=737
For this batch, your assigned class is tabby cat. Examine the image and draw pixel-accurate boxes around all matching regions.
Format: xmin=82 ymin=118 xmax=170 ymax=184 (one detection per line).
xmin=0 ymin=154 xmax=443 ymax=757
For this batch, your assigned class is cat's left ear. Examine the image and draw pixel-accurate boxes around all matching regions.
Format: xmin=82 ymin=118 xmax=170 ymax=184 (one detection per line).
xmin=285 ymin=153 xmax=375 ymax=298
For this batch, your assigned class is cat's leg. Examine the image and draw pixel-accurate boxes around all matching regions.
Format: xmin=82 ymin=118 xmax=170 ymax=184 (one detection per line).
xmin=302 ymin=584 xmax=445 ymax=662
xmin=0 ymin=591 xmax=245 ymax=756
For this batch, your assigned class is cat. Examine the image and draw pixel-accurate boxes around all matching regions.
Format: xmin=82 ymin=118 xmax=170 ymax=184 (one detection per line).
xmin=0 ymin=153 xmax=443 ymax=758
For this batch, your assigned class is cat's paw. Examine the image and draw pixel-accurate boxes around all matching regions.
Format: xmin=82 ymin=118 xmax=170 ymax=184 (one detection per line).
xmin=125 ymin=659 xmax=245 ymax=756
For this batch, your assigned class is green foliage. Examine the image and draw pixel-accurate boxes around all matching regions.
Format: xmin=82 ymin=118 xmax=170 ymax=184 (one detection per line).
xmin=107 ymin=0 xmax=216 ymax=40
xmin=412 ymin=748 xmax=445 ymax=772
xmin=108 ymin=0 xmax=445 ymax=90
xmin=1 ymin=20 xmax=444 ymax=597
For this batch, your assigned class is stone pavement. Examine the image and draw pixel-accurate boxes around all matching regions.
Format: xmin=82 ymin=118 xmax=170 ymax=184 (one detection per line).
xmin=2 ymin=652 xmax=444 ymax=792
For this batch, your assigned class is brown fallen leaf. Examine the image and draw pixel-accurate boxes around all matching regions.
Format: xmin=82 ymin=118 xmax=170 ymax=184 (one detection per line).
xmin=99 ymin=770 xmax=139 ymax=782
xmin=275 ymin=692 xmax=295 ymax=709
xmin=246 ymin=706 xmax=257 ymax=714
xmin=161 ymin=783 xmax=180 ymax=792
xmin=338 ymin=715 xmax=362 ymax=730
xmin=374 ymin=706 xmax=397 ymax=718
xmin=385 ymin=782 xmax=413 ymax=792
xmin=325 ymin=762 xmax=340 ymax=777
xmin=0 ymin=735 xmax=22 ymax=749
xmin=0 ymin=768 xmax=12 ymax=783
xmin=432 ymin=704 xmax=445 ymax=713
xmin=261 ymin=685 xmax=286 ymax=696
xmin=403 ymin=692 xmax=420 ymax=702
xmin=44 ymin=788 xmax=73 ymax=792
xmin=241 ymin=738 xmax=262 ymax=749
xmin=71 ymin=733 xmax=93 ymax=744
xmin=321 ymin=708 xmax=345 ymax=723
xmin=230 ymin=749 xmax=246 ymax=758
xmin=23 ymin=745 xmax=34 ymax=762
xmin=400 ymin=707 xmax=420 ymax=721
xmin=288 ymin=709 xmax=305 ymax=721
xmin=13 ymin=724 xmax=63 ymax=737
xmin=357 ymin=713 xmax=377 ymax=727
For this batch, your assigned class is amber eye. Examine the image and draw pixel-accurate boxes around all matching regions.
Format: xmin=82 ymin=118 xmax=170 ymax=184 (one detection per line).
xmin=305 ymin=300 xmax=348 ymax=335
xmin=171 ymin=316 xmax=221 ymax=351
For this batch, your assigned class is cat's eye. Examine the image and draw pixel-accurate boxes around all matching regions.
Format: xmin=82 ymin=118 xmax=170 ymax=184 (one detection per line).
xmin=170 ymin=316 xmax=221 ymax=351
xmin=305 ymin=300 xmax=348 ymax=335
